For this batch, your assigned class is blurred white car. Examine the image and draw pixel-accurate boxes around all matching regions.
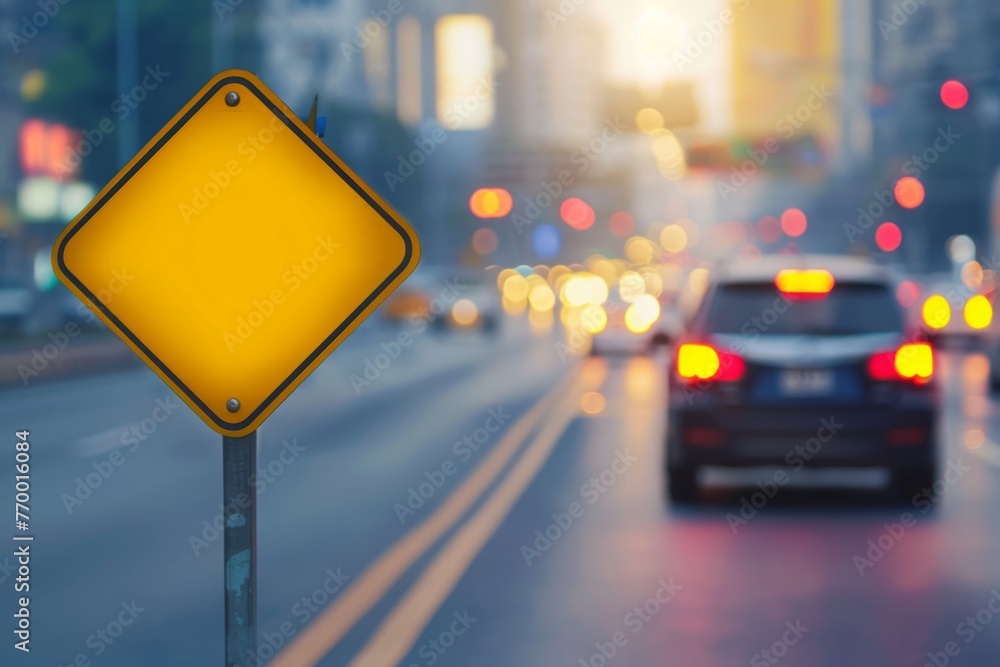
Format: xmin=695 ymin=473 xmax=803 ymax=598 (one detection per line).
xmin=589 ymin=296 xmax=681 ymax=356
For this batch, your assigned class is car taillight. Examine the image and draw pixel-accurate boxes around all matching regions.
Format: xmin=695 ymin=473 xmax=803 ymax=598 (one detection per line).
xmin=775 ymin=269 xmax=835 ymax=300
xmin=676 ymin=343 xmax=745 ymax=383
xmin=867 ymin=343 xmax=933 ymax=384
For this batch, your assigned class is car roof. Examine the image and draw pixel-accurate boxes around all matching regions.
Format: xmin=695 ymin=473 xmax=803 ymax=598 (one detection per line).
xmin=713 ymin=254 xmax=893 ymax=286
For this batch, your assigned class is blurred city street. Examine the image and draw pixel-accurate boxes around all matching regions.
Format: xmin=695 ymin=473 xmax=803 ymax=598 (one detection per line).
xmin=5 ymin=0 xmax=1000 ymax=664
xmin=2 ymin=321 xmax=1000 ymax=665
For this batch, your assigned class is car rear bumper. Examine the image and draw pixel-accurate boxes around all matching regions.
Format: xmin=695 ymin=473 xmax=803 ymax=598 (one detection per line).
xmin=667 ymin=402 xmax=936 ymax=470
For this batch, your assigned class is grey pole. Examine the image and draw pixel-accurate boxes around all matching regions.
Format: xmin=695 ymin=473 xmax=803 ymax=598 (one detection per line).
xmin=223 ymin=430 xmax=257 ymax=667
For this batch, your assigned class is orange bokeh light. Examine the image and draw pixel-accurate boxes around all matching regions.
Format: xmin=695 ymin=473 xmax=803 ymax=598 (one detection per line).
xmin=894 ymin=177 xmax=925 ymax=209
xmin=470 ymin=188 xmax=513 ymax=218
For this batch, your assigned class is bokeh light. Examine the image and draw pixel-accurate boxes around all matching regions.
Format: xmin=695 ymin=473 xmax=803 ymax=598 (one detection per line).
xmin=560 ymin=198 xmax=596 ymax=230
xmin=875 ymin=222 xmax=902 ymax=252
xmin=940 ymin=80 xmax=969 ymax=110
xmin=471 ymin=227 xmax=498 ymax=254
xmin=660 ymin=224 xmax=688 ymax=253
xmin=610 ymin=211 xmax=635 ymax=237
xmin=469 ymin=188 xmax=513 ymax=218
xmin=635 ymin=108 xmax=664 ymax=134
xmin=780 ymin=208 xmax=807 ymax=237
xmin=896 ymin=280 xmax=920 ymax=308
xmin=532 ymin=223 xmax=562 ymax=259
xmin=894 ymin=177 xmax=925 ymax=209
xmin=757 ymin=215 xmax=782 ymax=244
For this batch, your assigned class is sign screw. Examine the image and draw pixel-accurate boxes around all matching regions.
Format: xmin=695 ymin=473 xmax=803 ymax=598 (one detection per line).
xmin=226 ymin=398 xmax=241 ymax=413
xmin=225 ymin=91 xmax=240 ymax=107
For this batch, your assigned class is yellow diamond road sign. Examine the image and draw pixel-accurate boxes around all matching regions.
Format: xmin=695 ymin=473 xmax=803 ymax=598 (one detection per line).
xmin=53 ymin=70 xmax=420 ymax=436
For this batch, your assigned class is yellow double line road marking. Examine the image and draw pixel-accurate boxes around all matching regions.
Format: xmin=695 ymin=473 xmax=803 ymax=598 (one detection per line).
xmin=272 ymin=360 xmax=605 ymax=667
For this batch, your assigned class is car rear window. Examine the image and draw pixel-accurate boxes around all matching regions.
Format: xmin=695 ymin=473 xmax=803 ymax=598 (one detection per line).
xmin=705 ymin=282 xmax=903 ymax=336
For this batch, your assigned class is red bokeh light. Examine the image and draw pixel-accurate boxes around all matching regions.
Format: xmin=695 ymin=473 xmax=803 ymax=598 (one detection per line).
xmin=757 ymin=215 xmax=782 ymax=244
xmin=780 ymin=208 xmax=807 ymax=237
xmin=609 ymin=211 xmax=634 ymax=237
xmin=560 ymin=198 xmax=595 ymax=230
xmin=875 ymin=222 xmax=902 ymax=252
xmin=896 ymin=280 xmax=920 ymax=308
xmin=940 ymin=80 xmax=969 ymax=110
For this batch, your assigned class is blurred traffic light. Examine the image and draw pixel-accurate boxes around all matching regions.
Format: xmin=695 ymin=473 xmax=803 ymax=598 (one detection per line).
xmin=894 ymin=177 xmax=925 ymax=209
xmin=940 ymin=80 xmax=969 ymax=110
xmin=560 ymin=198 xmax=595 ymax=230
xmin=875 ymin=222 xmax=902 ymax=252
xmin=780 ymin=208 xmax=808 ymax=237
xmin=469 ymin=188 xmax=513 ymax=218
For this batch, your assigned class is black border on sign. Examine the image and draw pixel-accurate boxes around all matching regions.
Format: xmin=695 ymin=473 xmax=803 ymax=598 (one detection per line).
xmin=55 ymin=75 xmax=415 ymax=433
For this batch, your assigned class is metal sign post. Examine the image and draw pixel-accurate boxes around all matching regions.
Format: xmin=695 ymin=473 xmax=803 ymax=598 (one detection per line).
xmin=223 ymin=430 xmax=257 ymax=666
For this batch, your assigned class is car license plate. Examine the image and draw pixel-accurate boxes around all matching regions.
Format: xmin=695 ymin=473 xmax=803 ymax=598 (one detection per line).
xmin=780 ymin=369 xmax=833 ymax=395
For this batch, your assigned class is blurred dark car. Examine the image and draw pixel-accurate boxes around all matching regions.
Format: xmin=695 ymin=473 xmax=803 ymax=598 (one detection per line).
xmin=665 ymin=255 xmax=938 ymax=503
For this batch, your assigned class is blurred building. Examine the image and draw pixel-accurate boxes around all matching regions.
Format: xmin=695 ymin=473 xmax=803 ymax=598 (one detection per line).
xmin=870 ymin=0 xmax=1000 ymax=271
xmin=729 ymin=0 xmax=845 ymax=173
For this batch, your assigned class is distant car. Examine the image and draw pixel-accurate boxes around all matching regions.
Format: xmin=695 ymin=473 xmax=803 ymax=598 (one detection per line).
xmin=382 ymin=267 xmax=500 ymax=334
xmin=665 ymin=254 xmax=938 ymax=503
xmin=0 ymin=277 xmax=32 ymax=335
xmin=589 ymin=296 xmax=680 ymax=355
xmin=916 ymin=273 xmax=993 ymax=341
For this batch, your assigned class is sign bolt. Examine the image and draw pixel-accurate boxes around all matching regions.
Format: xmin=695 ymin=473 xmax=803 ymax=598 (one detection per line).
xmin=225 ymin=91 xmax=240 ymax=107
xmin=226 ymin=398 xmax=241 ymax=413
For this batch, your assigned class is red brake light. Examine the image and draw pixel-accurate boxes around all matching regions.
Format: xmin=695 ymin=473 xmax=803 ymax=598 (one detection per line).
xmin=867 ymin=343 xmax=934 ymax=384
xmin=676 ymin=343 xmax=745 ymax=383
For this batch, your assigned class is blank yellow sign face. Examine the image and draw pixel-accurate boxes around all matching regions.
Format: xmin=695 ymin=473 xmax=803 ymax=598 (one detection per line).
xmin=53 ymin=70 xmax=420 ymax=436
